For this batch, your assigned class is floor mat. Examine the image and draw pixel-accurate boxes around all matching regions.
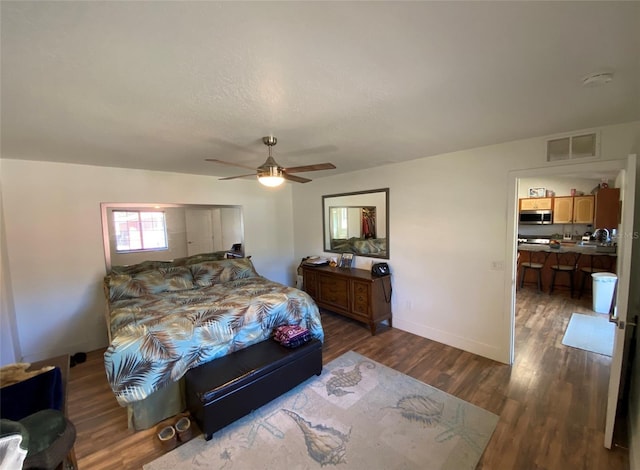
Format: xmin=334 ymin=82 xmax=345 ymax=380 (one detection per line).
xmin=562 ymin=313 xmax=614 ymax=356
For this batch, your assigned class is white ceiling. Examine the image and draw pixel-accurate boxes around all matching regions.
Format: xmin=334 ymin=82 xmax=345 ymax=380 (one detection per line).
xmin=1 ymin=1 xmax=639 ymax=181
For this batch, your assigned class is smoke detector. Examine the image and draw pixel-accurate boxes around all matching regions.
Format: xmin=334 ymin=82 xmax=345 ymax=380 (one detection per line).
xmin=582 ymin=71 xmax=614 ymax=87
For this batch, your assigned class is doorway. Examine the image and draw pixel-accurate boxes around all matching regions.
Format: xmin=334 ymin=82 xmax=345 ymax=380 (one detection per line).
xmin=507 ymin=156 xmax=636 ymax=450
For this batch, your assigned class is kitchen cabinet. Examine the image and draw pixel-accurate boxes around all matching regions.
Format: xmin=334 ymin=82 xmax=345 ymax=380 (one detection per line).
xmin=302 ymin=265 xmax=392 ymax=335
xmin=553 ymin=196 xmax=594 ymax=224
xmin=573 ymin=196 xmax=595 ymax=224
xmin=520 ymin=197 xmax=552 ymax=211
xmin=553 ymin=197 xmax=574 ymax=223
xmin=594 ymin=188 xmax=620 ymax=229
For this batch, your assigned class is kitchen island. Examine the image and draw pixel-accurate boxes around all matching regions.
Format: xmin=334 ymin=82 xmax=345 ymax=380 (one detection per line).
xmin=518 ymin=242 xmax=616 ymax=296
xmin=518 ymin=242 xmax=617 ymax=255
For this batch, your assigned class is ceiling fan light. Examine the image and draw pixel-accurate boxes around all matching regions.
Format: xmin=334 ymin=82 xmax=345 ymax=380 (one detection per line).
xmin=258 ymin=176 xmax=285 ymax=187
xmin=257 ymin=167 xmax=284 ymax=187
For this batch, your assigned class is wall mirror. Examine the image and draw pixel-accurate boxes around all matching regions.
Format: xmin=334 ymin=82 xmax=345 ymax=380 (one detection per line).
xmin=322 ymin=188 xmax=389 ymax=259
xmin=100 ymin=203 xmax=244 ymax=271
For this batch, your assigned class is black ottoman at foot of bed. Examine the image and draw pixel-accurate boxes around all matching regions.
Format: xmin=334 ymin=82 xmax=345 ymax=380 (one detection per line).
xmin=185 ymin=338 xmax=322 ymax=441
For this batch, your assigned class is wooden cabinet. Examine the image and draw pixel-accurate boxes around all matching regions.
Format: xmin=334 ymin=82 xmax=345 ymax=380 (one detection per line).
xmin=302 ymin=265 xmax=392 ymax=335
xmin=520 ymin=197 xmax=552 ymax=211
xmin=573 ymin=196 xmax=595 ymax=224
xmin=553 ymin=197 xmax=574 ymax=223
xmin=553 ymin=196 xmax=594 ymax=224
xmin=594 ymin=188 xmax=620 ymax=229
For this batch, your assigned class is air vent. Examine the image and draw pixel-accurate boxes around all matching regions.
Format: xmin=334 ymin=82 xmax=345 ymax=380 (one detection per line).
xmin=547 ymin=132 xmax=598 ymax=162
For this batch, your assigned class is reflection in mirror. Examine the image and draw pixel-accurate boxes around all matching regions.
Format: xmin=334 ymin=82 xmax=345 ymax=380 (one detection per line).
xmin=100 ymin=203 xmax=244 ymax=271
xmin=323 ymin=188 xmax=389 ymax=259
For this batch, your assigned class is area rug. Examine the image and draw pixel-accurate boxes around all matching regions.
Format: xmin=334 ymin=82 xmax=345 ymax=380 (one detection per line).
xmin=144 ymin=351 xmax=498 ymax=470
xmin=562 ymin=313 xmax=615 ymax=356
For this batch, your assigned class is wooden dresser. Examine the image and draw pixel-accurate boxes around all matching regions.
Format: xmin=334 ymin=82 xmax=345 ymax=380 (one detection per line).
xmin=302 ymin=265 xmax=392 ymax=335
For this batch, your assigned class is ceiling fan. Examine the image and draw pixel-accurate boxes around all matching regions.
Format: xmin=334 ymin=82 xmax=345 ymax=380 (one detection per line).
xmin=206 ymin=136 xmax=336 ymax=187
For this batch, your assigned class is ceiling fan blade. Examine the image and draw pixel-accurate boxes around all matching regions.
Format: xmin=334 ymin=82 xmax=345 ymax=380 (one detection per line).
xmin=219 ymin=173 xmax=256 ymax=181
xmin=205 ymin=159 xmax=257 ymax=171
xmin=283 ymin=173 xmax=312 ymax=183
xmin=284 ymin=163 xmax=336 ymax=173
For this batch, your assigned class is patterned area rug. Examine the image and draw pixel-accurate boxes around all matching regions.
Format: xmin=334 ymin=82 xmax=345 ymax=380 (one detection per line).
xmin=144 ymin=351 xmax=498 ymax=470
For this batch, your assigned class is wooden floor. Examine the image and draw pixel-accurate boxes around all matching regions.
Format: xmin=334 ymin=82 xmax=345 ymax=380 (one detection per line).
xmin=67 ymin=287 xmax=629 ymax=469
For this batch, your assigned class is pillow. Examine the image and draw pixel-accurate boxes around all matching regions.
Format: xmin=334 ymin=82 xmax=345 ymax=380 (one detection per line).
xmin=137 ymin=267 xmax=195 ymax=294
xmin=373 ymin=238 xmax=387 ymax=250
xmin=172 ymin=251 xmax=227 ymax=267
xmin=109 ymin=260 xmax=173 ymax=276
xmin=190 ymin=258 xmax=258 ymax=287
xmin=107 ymin=266 xmax=195 ymax=301
xmin=106 ymin=274 xmax=144 ymax=302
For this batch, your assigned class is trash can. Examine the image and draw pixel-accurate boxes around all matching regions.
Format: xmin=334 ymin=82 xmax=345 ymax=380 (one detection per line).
xmin=592 ymin=272 xmax=617 ymax=314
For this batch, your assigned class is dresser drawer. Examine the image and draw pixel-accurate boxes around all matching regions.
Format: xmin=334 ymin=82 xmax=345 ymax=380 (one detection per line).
xmin=318 ymin=274 xmax=349 ymax=309
xmin=301 ymin=265 xmax=392 ymax=335
xmin=304 ymin=270 xmax=318 ymax=298
xmin=351 ymin=281 xmax=370 ymax=316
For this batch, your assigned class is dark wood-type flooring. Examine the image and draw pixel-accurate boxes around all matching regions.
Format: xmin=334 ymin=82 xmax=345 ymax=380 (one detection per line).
xmin=67 ymin=287 xmax=629 ymax=469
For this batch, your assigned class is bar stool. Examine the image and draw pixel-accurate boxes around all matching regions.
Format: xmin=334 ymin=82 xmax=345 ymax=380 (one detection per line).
xmin=549 ymin=251 xmax=581 ymax=297
xmin=519 ymin=250 xmax=549 ymax=292
xmin=578 ymin=254 xmax=614 ymax=298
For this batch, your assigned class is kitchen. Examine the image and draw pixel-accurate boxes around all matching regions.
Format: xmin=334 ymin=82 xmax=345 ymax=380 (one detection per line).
xmin=517 ymin=175 xmax=620 ymax=300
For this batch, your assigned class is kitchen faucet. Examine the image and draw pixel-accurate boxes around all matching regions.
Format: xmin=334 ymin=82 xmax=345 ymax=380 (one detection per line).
xmin=594 ymin=228 xmax=610 ymax=243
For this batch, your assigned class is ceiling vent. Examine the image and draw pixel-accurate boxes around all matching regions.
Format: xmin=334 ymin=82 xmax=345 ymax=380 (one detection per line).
xmin=547 ymin=132 xmax=598 ymax=162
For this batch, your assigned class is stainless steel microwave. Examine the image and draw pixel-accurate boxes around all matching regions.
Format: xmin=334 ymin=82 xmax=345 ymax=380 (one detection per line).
xmin=519 ymin=210 xmax=553 ymax=225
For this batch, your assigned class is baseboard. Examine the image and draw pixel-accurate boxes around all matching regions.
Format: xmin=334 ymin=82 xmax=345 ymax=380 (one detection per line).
xmin=21 ymin=338 xmax=106 ymax=363
xmin=392 ymin=318 xmax=509 ymax=364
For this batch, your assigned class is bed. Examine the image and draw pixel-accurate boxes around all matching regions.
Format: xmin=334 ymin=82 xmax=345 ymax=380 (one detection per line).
xmin=330 ymin=236 xmax=387 ymax=255
xmin=102 ymin=255 xmax=324 ymax=429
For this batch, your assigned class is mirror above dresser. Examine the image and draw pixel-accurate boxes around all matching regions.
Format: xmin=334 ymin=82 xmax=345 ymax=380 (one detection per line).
xmin=322 ymin=188 xmax=389 ymax=259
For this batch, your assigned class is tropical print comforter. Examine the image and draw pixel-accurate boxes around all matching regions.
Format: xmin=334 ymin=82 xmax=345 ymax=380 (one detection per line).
xmin=103 ymin=258 xmax=323 ymax=406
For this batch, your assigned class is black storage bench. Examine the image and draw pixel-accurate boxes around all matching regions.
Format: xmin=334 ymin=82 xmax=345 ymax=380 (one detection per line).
xmin=185 ymin=338 xmax=322 ymax=441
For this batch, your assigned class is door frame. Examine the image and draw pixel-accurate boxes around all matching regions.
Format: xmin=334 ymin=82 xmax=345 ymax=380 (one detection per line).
xmin=505 ymin=157 xmax=633 ymax=363
xmin=604 ymin=155 xmax=636 ymax=448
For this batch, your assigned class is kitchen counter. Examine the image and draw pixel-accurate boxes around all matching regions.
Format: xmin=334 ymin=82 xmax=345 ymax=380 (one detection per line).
xmin=518 ymin=242 xmax=616 ymax=295
xmin=518 ymin=243 xmax=616 ymax=256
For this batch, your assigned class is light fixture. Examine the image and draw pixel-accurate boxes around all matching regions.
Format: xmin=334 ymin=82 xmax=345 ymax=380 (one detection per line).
xmin=257 ymin=136 xmax=285 ymax=187
xmin=257 ymin=166 xmax=285 ymax=187
xmin=208 ymin=135 xmax=334 ymax=185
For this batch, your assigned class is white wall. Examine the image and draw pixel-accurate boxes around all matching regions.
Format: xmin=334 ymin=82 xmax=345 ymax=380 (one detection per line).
xmin=0 ymin=161 xmax=295 ymax=362
xmin=292 ymin=121 xmax=639 ymax=363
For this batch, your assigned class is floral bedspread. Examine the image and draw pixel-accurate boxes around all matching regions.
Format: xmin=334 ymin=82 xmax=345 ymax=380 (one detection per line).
xmin=103 ymin=259 xmax=323 ymax=406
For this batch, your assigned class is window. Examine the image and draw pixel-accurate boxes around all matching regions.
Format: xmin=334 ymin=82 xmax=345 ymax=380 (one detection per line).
xmin=547 ymin=132 xmax=598 ymax=162
xmin=113 ymin=211 xmax=168 ymax=252
xmin=330 ymin=207 xmax=349 ymax=240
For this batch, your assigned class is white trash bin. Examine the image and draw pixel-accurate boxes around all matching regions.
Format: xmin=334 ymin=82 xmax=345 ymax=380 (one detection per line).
xmin=592 ymin=272 xmax=617 ymax=314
